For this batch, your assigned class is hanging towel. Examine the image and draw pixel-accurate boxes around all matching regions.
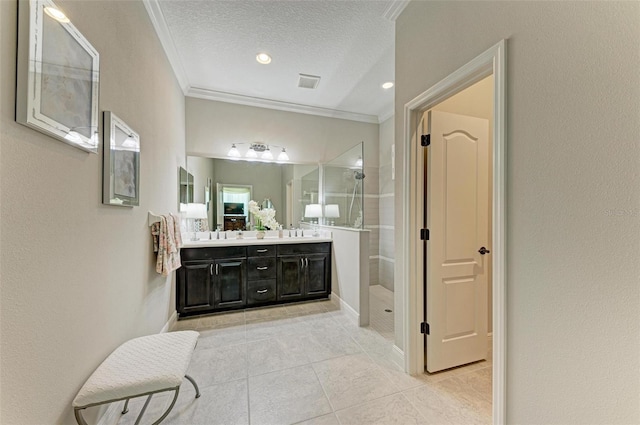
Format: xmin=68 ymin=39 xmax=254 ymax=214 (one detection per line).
xmin=151 ymin=214 xmax=182 ymax=276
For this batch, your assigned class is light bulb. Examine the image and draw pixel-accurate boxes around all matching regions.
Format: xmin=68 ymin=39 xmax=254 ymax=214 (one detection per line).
xmin=277 ymin=148 xmax=289 ymax=161
xmin=262 ymin=147 xmax=273 ymax=160
xmin=256 ymin=53 xmax=272 ymax=64
xmin=246 ymin=147 xmax=258 ymax=159
xmin=228 ymin=144 xmax=241 ymax=158
xmin=355 ymin=156 xmax=363 ymax=167
xmin=44 ymin=6 xmax=70 ymax=23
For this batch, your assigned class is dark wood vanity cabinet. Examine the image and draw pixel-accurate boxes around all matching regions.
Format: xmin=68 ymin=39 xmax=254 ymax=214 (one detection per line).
xmin=213 ymin=258 xmax=246 ymax=309
xmin=177 ymin=262 xmax=215 ymax=314
xmin=178 ymin=246 xmax=247 ymax=316
xmin=176 ymin=242 xmax=331 ymax=317
xmin=277 ymin=243 xmax=331 ymax=301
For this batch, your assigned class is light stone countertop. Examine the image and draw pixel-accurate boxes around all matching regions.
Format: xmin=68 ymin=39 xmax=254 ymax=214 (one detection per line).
xmin=181 ymin=231 xmax=332 ymax=248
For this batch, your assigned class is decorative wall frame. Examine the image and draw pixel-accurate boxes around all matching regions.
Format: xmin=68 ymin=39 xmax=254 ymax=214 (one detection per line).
xmin=103 ymin=112 xmax=140 ymax=207
xmin=16 ymin=0 xmax=100 ymax=153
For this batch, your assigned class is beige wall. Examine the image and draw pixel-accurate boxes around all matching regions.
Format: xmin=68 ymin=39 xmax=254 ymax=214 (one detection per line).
xmin=396 ymin=1 xmax=640 ymax=423
xmin=186 ymin=97 xmax=380 ymax=167
xmin=0 ymin=1 xmax=186 ymax=424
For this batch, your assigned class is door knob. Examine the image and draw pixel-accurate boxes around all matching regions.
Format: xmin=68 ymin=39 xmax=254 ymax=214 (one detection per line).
xmin=478 ymin=247 xmax=491 ymax=255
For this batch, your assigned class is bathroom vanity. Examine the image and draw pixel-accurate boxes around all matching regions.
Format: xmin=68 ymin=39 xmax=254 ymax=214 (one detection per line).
xmin=176 ymin=236 xmax=332 ymax=318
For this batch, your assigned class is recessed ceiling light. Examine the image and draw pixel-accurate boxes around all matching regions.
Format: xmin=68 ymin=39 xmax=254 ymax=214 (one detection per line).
xmin=382 ymin=82 xmax=394 ymax=89
xmin=44 ymin=6 xmax=70 ymax=23
xmin=256 ymin=53 xmax=272 ymax=65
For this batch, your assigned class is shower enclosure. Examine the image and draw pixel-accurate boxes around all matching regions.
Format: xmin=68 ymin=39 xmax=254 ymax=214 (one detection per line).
xmin=323 ymin=142 xmax=365 ymax=228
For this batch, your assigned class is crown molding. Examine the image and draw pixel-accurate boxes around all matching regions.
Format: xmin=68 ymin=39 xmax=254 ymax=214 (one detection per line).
xmin=143 ymin=0 xmax=189 ymax=93
xmin=187 ymin=87 xmax=381 ymax=124
xmin=383 ymin=0 xmax=411 ymax=21
xmin=378 ymin=108 xmax=395 ymax=123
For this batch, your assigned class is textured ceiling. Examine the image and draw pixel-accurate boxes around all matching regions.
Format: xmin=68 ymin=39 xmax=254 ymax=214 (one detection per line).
xmin=153 ymin=0 xmax=397 ymax=122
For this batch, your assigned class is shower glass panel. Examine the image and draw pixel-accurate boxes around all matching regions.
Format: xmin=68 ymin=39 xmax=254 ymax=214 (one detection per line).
xmin=323 ymin=142 xmax=364 ymax=228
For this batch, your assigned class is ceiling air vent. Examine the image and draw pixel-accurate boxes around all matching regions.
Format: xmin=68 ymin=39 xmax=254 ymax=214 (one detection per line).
xmin=298 ymin=74 xmax=321 ymax=89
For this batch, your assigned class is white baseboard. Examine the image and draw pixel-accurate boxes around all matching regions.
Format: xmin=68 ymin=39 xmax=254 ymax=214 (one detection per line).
xmin=161 ymin=310 xmax=178 ymax=333
xmin=391 ymin=344 xmax=405 ymax=369
xmin=330 ymin=292 xmax=359 ymax=325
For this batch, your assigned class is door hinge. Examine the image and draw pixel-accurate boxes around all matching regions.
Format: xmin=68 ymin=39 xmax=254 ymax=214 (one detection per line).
xmin=420 ymin=322 xmax=430 ymax=334
xmin=420 ymin=228 xmax=429 ymax=240
xmin=421 ymin=134 xmax=430 ymax=147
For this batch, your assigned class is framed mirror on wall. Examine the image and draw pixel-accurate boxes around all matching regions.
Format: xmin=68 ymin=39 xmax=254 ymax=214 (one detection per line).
xmin=178 ymin=166 xmax=194 ymax=206
xmin=102 ymin=112 xmax=140 ymax=207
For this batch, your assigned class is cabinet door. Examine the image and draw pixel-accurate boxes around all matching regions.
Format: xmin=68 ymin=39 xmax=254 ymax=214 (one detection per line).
xmin=305 ymin=253 xmax=330 ymax=296
xmin=213 ymin=259 xmax=246 ymax=309
xmin=178 ymin=262 xmax=214 ymax=313
xmin=277 ymin=256 xmax=304 ymax=301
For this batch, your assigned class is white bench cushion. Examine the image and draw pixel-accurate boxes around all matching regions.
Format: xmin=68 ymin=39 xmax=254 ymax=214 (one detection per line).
xmin=73 ymin=331 xmax=199 ymax=408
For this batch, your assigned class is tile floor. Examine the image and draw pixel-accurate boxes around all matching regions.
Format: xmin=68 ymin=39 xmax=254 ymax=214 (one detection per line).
xmin=368 ymin=285 xmax=395 ymax=341
xmin=115 ymin=298 xmax=491 ymax=425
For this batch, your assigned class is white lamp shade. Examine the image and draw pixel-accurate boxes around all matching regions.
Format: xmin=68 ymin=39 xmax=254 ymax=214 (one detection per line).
xmin=277 ymin=148 xmax=289 ymax=161
xmin=305 ymin=204 xmax=323 ymax=218
xmin=185 ymin=203 xmax=208 ymax=219
xmin=324 ymin=204 xmax=340 ymax=218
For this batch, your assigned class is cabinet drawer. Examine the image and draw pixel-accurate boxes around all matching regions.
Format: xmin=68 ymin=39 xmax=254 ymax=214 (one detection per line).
xmin=277 ymin=242 xmax=331 ymax=256
xmin=247 ymin=245 xmax=276 ymax=257
xmin=247 ymin=257 xmax=277 ymax=280
xmin=247 ymin=279 xmax=277 ymax=305
xmin=181 ymin=246 xmax=247 ymax=262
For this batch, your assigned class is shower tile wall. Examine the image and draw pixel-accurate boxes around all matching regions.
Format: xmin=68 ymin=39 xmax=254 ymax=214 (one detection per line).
xmin=363 ymin=166 xmax=380 ymax=286
xmin=378 ymin=118 xmax=395 ymax=292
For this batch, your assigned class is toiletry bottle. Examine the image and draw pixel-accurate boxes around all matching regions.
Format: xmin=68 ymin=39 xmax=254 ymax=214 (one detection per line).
xmin=278 ymin=225 xmax=283 ymax=238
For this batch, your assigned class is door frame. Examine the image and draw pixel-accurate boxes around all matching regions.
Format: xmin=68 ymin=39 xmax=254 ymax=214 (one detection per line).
xmin=401 ymin=40 xmax=507 ymax=423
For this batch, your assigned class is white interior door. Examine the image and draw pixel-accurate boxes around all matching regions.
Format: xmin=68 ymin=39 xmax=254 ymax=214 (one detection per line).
xmin=426 ymin=110 xmax=490 ymax=373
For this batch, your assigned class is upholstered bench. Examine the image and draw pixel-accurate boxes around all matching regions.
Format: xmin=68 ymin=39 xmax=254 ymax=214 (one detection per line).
xmin=72 ymin=330 xmax=200 ymax=425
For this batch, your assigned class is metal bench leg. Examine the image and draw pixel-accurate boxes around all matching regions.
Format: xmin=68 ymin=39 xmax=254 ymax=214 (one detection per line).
xmin=122 ymin=398 xmax=130 ymax=414
xmin=134 ymin=394 xmax=153 ymax=425
xmin=185 ymin=374 xmax=201 ymax=398
xmin=151 ymin=386 xmax=180 ymax=425
xmin=74 ymin=408 xmax=89 ymax=425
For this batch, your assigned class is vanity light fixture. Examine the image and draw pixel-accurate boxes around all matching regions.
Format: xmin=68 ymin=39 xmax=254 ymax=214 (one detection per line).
xmin=382 ymin=81 xmax=394 ymax=89
xmin=245 ymin=145 xmax=258 ymax=159
xmin=121 ymin=135 xmax=138 ymax=149
xmin=355 ymin=156 xmax=363 ymax=167
xmin=228 ymin=144 xmax=241 ymax=158
xmin=256 ymin=53 xmax=272 ymax=64
xmin=226 ymin=142 xmax=289 ymax=162
xmin=277 ymin=148 xmax=289 ymax=161
xmin=262 ymin=146 xmax=273 ymax=160
xmin=65 ymin=128 xmax=98 ymax=146
xmin=44 ymin=6 xmax=70 ymax=23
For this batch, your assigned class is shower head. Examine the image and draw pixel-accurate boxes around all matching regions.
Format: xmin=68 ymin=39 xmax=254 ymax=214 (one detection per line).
xmin=354 ymin=171 xmax=366 ymax=180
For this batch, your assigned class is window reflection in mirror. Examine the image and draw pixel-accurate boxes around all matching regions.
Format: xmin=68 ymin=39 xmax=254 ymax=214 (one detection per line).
xmin=217 ymin=184 xmax=251 ymax=230
xmin=178 ymin=166 xmax=194 ymax=205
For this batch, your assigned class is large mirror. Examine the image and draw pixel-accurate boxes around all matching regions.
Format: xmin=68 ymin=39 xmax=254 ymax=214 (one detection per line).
xmin=186 ymin=156 xmax=319 ymax=230
xmin=185 ymin=143 xmax=364 ymax=231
